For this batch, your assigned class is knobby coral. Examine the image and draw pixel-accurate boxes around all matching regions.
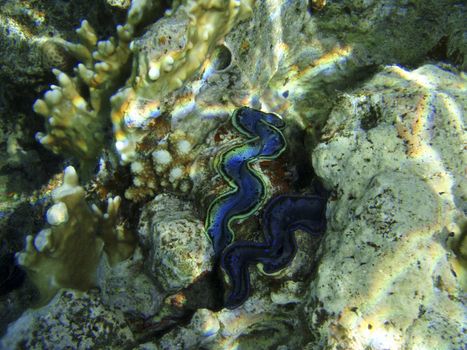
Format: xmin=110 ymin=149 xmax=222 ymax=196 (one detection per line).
xmin=125 ymin=129 xmax=198 ymax=201
xmin=16 ymin=166 xmax=134 ymax=304
xmin=32 ymin=0 xmax=156 ymax=163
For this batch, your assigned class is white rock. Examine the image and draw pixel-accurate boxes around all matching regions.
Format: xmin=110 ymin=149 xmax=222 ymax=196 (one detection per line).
xmin=307 ymin=64 xmax=466 ymax=350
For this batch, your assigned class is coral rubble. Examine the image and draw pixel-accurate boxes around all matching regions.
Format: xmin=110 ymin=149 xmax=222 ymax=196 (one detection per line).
xmin=1 ymin=289 xmax=135 ymax=349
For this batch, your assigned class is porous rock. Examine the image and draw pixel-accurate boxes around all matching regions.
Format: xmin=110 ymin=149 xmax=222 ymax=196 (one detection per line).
xmin=307 ymin=64 xmax=466 ymax=349
xmin=97 ymin=248 xmax=164 ymax=319
xmin=157 ymin=309 xmax=220 ymax=350
xmin=138 ymin=194 xmax=214 ymax=293
xmin=0 ymin=289 xmax=135 ymax=349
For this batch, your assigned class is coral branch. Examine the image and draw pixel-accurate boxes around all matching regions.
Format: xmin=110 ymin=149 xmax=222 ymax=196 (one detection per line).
xmin=16 ymin=166 xmax=134 ymax=303
xmin=32 ymin=0 xmax=155 ymax=162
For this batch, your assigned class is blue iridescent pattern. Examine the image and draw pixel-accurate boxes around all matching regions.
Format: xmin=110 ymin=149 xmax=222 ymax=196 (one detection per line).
xmin=221 ymin=195 xmax=327 ymax=309
xmin=205 ymin=107 xmax=327 ymax=309
xmin=205 ymin=107 xmax=286 ymax=256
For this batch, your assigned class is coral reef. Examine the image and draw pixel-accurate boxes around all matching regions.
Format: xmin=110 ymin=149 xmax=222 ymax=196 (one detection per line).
xmin=1 ymin=0 xmax=466 ymax=348
xmin=106 ymin=0 xmax=132 ymax=10
xmin=155 ymin=283 xmax=313 ymax=349
xmin=157 ymin=308 xmax=220 ymax=349
xmin=29 ymin=0 xmax=165 ymax=163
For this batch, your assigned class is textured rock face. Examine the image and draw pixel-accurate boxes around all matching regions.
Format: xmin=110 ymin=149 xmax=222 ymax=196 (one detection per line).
xmin=157 ymin=309 xmax=220 ymax=349
xmin=155 ymin=292 xmax=310 ymax=350
xmin=97 ymin=248 xmax=164 ymax=319
xmin=307 ymin=64 xmax=466 ymax=350
xmin=0 ymin=289 xmax=135 ymax=349
xmin=138 ymin=194 xmax=214 ymax=293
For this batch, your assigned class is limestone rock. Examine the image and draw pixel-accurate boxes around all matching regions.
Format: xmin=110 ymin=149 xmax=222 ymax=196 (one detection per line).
xmin=138 ymin=194 xmax=214 ymax=293
xmin=0 ymin=289 xmax=135 ymax=349
xmin=307 ymin=64 xmax=466 ymax=349
xmin=97 ymin=248 xmax=164 ymax=319
xmin=157 ymin=309 xmax=220 ymax=349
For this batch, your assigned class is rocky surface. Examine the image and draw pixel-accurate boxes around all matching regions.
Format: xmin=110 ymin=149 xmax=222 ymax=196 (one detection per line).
xmin=0 ymin=289 xmax=135 ymax=349
xmin=0 ymin=0 xmax=465 ymax=349
xmin=307 ymin=64 xmax=466 ymax=350
xmin=138 ymin=194 xmax=214 ymax=293
xmin=97 ymin=248 xmax=164 ymax=319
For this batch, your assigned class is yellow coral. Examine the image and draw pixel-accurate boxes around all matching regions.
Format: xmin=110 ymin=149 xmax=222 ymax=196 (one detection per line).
xmin=16 ymin=166 xmax=134 ymax=304
xmin=33 ymin=67 xmax=104 ymax=161
xmin=32 ymin=0 xmax=156 ymax=163
xmin=111 ymin=0 xmax=254 ymax=162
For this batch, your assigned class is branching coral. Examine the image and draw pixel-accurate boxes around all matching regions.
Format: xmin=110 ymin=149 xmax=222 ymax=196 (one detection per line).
xmin=111 ymin=0 xmax=255 ymax=162
xmin=33 ymin=0 xmax=255 ymax=166
xmin=16 ymin=166 xmax=134 ymax=303
xmin=32 ymin=0 xmax=156 ymax=163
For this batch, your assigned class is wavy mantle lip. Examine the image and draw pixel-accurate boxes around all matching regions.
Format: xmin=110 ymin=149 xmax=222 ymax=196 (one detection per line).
xmin=204 ymin=107 xmax=287 ymax=256
xmin=204 ymin=107 xmax=327 ymax=309
xmin=221 ymin=194 xmax=327 ymax=309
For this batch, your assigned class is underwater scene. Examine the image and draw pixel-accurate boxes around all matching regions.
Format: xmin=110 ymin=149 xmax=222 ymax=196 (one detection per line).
xmin=0 ymin=0 xmax=466 ymax=349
